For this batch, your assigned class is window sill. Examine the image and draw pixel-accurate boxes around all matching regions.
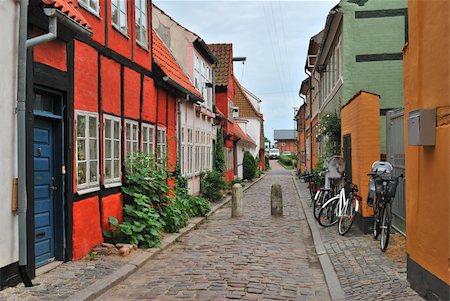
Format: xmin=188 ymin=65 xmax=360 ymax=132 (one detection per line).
xmin=112 ymin=24 xmax=129 ymax=38
xmin=104 ymin=182 xmax=122 ymax=189
xmin=76 ymin=186 xmax=100 ymax=195
xmin=137 ymin=41 xmax=149 ymax=51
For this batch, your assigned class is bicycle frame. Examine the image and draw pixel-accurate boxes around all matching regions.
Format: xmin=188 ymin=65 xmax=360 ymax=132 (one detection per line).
xmin=321 ymin=186 xmax=359 ymax=217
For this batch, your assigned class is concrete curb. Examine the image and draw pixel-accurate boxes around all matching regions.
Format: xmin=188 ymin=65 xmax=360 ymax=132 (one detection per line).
xmin=68 ymin=174 xmax=267 ymax=301
xmin=292 ymin=176 xmax=346 ymax=301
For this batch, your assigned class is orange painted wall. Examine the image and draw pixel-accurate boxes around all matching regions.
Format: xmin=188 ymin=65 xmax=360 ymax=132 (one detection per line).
xmin=74 ymin=41 xmax=98 ymax=112
xmin=72 ymin=197 xmax=103 ymax=260
xmin=341 ymin=91 xmax=380 ymax=218
xmin=124 ymin=67 xmax=141 ymax=119
xmin=101 ymin=56 xmax=121 ymax=116
xmin=311 ymin=116 xmax=319 ymax=169
xmin=142 ymin=76 xmax=157 ymax=123
xmin=403 ymin=0 xmax=450 ymax=285
xmin=100 ymin=193 xmax=123 ymax=231
xmin=167 ymin=94 xmax=177 ymax=172
xmin=33 ymin=32 xmax=67 ymax=71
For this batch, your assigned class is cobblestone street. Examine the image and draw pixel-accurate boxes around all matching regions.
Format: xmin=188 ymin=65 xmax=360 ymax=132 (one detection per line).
xmin=295 ymin=177 xmax=423 ymax=301
xmin=96 ymin=164 xmax=330 ymax=300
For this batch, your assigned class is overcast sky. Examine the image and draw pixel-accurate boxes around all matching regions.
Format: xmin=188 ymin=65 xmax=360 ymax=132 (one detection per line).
xmin=153 ymin=0 xmax=339 ymax=142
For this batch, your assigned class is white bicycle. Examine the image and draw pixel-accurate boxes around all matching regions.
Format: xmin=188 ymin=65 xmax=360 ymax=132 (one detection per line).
xmin=318 ymin=180 xmax=361 ymax=235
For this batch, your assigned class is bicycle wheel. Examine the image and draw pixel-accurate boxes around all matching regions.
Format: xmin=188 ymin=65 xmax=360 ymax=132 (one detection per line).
xmin=338 ymin=197 xmax=357 ymax=235
xmin=318 ymin=198 xmax=339 ymax=227
xmin=380 ymin=203 xmax=392 ymax=252
xmin=314 ymin=190 xmax=328 ymax=220
xmin=373 ymin=202 xmax=381 ymax=240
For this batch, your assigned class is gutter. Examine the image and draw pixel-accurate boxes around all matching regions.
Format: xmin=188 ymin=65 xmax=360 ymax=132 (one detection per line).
xmin=162 ymin=76 xmax=204 ymax=103
xmin=16 ymin=3 xmax=92 ymax=287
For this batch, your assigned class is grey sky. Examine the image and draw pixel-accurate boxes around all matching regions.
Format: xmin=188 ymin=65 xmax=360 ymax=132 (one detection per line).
xmin=153 ymin=0 xmax=338 ymax=142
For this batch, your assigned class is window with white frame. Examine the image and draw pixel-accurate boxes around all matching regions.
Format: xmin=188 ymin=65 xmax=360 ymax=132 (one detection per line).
xmin=125 ymin=120 xmax=139 ymax=159
xmin=195 ymin=130 xmax=201 ymax=172
xmin=181 ymin=127 xmax=186 ymax=175
xmin=187 ymin=128 xmax=193 ymax=174
xmin=104 ymin=115 xmax=121 ymax=186
xmin=194 ymin=50 xmax=213 ymax=109
xmin=135 ymin=0 xmax=148 ymax=47
xmin=225 ymin=147 xmax=233 ymax=171
xmin=156 ymin=127 xmax=167 ymax=159
xmin=142 ymin=123 xmax=155 ymax=156
xmin=112 ymin=0 xmax=127 ymax=35
xmin=76 ymin=111 xmax=99 ymax=191
xmin=78 ymin=0 xmax=100 ymax=16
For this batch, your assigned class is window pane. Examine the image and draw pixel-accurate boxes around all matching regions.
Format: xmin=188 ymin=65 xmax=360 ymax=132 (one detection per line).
xmin=126 ymin=141 xmax=131 ymax=155
xmin=143 ymin=127 xmax=148 ymax=142
xmin=120 ymin=11 xmax=127 ymax=29
xmin=89 ymin=139 xmax=97 ymax=160
xmin=114 ymin=141 xmax=120 ymax=158
xmin=77 ymin=115 xmax=86 ymax=138
xmin=89 ymin=117 xmax=97 ymax=138
xmin=90 ymin=161 xmax=98 ymax=183
xmin=89 ymin=0 xmax=97 ymax=10
xmin=133 ymin=142 xmax=138 ymax=153
xmin=77 ymin=162 xmax=87 ymax=185
xmin=112 ymin=6 xmax=119 ymax=26
xmin=77 ymin=139 xmax=86 ymax=161
xmin=105 ymin=160 xmax=112 ymax=179
xmin=126 ymin=124 xmax=131 ymax=140
xmin=114 ymin=121 xmax=120 ymax=139
xmin=105 ymin=140 xmax=112 ymax=158
xmin=114 ymin=160 xmax=120 ymax=178
xmin=105 ymin=119 xmax=111 ymax=138
xmin=120 ymin=0 xmax=126 ymax=11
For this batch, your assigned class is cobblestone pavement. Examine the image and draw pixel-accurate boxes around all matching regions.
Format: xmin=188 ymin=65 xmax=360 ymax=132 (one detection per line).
xmin=96 ymin=169 xmax=330 ymax=300
xmin=295 ymin=178 xmax=423 ymax=301
xmin=0 ymin=257 xmax=129 ymax=300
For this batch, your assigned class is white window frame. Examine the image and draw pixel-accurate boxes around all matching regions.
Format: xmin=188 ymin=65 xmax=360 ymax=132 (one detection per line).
xmin=142 ymin=123 xmax=155 ymax=156
xmin=135 ymin=0 xmax=148 ymax=48
xmin=76 ymin=111 xmax=100 ymax=193
xmin=103 ymin=115 xmax=122 ymax=188
xmin=193 ymin=50 xmax=213 ymax=109
xmin=78 ymin=0 xmax=100 ymax=17
xmin=187 ymin=128 xmax=193 ymax=175
xmin=125 ymin=119 xmax=139 ymax=159
xmin=156 ymin=127 xmax=167 ymax=160
xmin=111 ymin=0 xmax=128 ymax=36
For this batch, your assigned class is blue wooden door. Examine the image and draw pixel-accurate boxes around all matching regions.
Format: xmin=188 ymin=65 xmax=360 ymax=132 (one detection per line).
xmin=34 ymin=119 xmax=55 ymax=267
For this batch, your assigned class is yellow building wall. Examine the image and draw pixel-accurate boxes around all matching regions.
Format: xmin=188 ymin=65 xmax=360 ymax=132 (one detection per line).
xmin=403 ymin=0 xmax=450 ymax=285
xmin=341 ymin=91 xmax=380 ymax=218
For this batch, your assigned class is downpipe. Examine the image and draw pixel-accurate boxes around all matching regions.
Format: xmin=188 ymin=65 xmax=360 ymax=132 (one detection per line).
xmin=17 ymin=3 xmax=58 ymax=288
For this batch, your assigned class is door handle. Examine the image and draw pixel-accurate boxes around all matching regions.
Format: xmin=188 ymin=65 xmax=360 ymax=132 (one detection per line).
xmin=50 ymin=177 xmax=57 ymax=195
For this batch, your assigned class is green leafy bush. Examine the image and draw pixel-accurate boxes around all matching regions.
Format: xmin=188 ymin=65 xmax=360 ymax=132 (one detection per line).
xmin=279 ymin=155 xmax=293 ymax=166
xmin=201 ymin=170 xmax=227 ymax=202
xmin=214 ymin=128 xmax=226 ymax=173
xmin=264 ymin=156 xmax=270 ymax=170
xmin=160 ymin=196 xmax=189 ymax=233
xmin=104 ymin=193 xmax=164 ymax=248
xmin=188 ymin=196 xmax=211 ymax=217
xmin=243 ymin=151 xmax=256 ymax=180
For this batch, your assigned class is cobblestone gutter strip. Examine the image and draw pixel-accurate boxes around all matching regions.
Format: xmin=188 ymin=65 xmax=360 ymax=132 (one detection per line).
xmin=68 ymin=174 xmax=266 ymax=301
xmin=292 ymin=176 xmax=346 ymax=301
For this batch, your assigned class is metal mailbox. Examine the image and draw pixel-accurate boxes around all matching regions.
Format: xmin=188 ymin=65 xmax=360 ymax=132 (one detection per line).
xmin=408 ymin=108 xmax=436 ymax=146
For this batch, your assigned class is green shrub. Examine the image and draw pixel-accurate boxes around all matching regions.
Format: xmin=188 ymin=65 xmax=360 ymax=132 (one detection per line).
xmin=243 ymin=151 xmax=256 ymax=180
xmin=229 ymin=178 xmax=243 ymax=188
xmin=104 ymin=193 xmax=164 ymax=248
xmin=214 ymin=128 xmax=226 ymax=173
xmin=264 ymin=156 xmax=270 ymax=170
xmin=188 ymin=196 xmax=211 ymax=217
xmin=201 ymin=170 xmax=227 ymax=202
xmin=279 ymin=155 xmax=293 ymax=166
xmin=160 ymin=196 xmax=189 ymax=233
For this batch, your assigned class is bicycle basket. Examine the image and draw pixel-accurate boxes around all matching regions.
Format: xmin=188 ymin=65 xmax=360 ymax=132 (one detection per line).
xmin=386 ymin=180 xmax=398 ymax=198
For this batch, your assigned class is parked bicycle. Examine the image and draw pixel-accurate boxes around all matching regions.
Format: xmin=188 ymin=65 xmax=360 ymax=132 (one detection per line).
xmin=367 ymin=170 xmax=404 ymax=251
xmin=317 ymin=176 xmax=361 ymax=235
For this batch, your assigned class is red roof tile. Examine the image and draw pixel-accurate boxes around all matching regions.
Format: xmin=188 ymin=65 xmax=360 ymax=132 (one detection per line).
xmin=152 ymin=30 xmax=202 ymax=98
xmin=208 ymin=44 xmax=232 ymax=86
xmin=42 ymin=0 xmax=91 ymax=31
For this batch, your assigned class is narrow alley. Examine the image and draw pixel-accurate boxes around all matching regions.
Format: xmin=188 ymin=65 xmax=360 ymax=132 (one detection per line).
xmin=95 ymin=162 xmax=330 ymax=300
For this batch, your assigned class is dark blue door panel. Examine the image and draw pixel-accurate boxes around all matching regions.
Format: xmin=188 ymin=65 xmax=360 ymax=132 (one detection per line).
xmin=33 ymin=119 xmax=55 ymax=268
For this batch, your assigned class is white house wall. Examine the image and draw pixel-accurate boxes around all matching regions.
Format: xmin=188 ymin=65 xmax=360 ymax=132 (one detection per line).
xmin=0 ymin=2 xmax=19 ymax=268
xmin=236 ymin=118 xmax=261 ymax=158
xmin=179 ymin=101 xmax=215 ymax=195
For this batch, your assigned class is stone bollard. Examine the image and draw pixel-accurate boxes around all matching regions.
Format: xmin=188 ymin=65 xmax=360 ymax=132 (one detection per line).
xmin=231 ymin=183 xmax=243 ymax=217
xmin=271 ymin=184 xmax=283 ymax=216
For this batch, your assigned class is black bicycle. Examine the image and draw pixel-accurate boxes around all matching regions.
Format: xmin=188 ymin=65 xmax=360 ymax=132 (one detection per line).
xmin=367 ymin=172 xmax=404 ymax=252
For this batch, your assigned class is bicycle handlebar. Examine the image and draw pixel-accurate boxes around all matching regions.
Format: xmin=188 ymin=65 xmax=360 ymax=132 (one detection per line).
xmin=367 ymin=173 xmax=404 ymax=181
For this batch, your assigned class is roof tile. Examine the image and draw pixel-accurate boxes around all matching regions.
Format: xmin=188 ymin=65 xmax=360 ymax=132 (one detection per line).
xmin=208 ymin=43 xmax=232 ymax=86
xmin=42 ymin=0 xmax=91 ymax=31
